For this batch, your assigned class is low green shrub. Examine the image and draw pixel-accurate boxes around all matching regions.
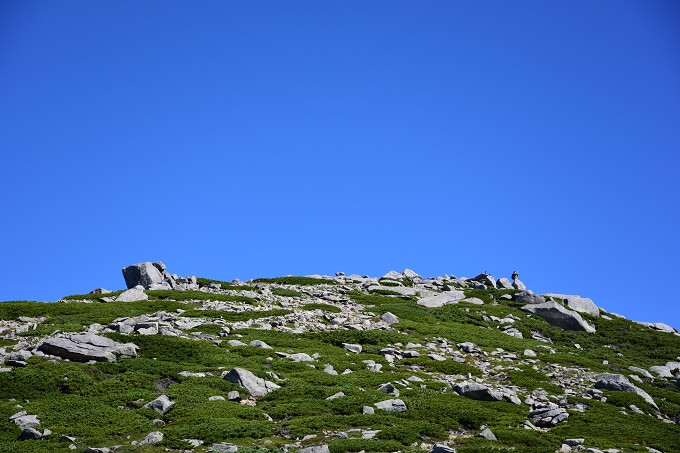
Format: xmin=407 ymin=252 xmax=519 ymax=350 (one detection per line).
xmin=253 ymin=276 xmax=337 ymax=286
xmin=271 ymin=287 xmax=303 ymax=297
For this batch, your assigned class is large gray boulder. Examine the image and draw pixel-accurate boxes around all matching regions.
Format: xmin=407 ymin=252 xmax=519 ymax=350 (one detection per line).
xmin=122 ymin=262 xmax=166 ymax=289
xmin=381 ymin=270 xmax=404 ymax=280
xmin=565 ymin=296 xmax=599 ymax=317
xmin=635 ymin=321 xmax=677 ymax=334
xmin=650 ymin=362 xmax=680 ymax=378
xmin=38 ymin=333 xmax=138 ymax=362
xmin=512 ymin=278 xmax=526 ymax=290
xmin=402 ymin=269 xmax=422 ymax=280
xmin=452 ymin=382 xmax=503 ymax=402
xmin=496 ymin=278 xmax=513 ymax=290
xmin=521 ymin=301 xmax=596 ymax=332
xmin=514 ymin=292 xmax=545 ymax=304
xmin=10 ymin=411 xmax=40 ymax=430
xmin=472 ymin=274 xmax=497 ymax=288
xmin=374 ymin=398 xmax=407 ymax=412
xmin=417 ymin=291 xmax=465 ymax=308
xmin=595 ymin=373 xmax=658 ymax=409
xmin=545 ymin=294 xmax=599 ymax=317
xmin=222 ymin=367 xmax=280 ymax=396
xmin=115 ymin=286 xmax=148 ymax=302
xmin=143 ymin=395 xmax=175 ymax=415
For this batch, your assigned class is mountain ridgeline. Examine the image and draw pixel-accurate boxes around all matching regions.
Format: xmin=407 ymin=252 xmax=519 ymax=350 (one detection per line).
xmin=1 ymin=262 xmax=679 ymax=453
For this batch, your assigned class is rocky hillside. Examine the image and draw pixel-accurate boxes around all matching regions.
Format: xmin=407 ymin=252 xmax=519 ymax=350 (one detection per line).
xmin=1 ymin=262 xmax=679 ymax=453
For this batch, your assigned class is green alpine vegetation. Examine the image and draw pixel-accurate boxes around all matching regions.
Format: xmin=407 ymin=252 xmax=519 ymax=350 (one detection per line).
xmin=1 ymin=263 xmax=679 ymax=453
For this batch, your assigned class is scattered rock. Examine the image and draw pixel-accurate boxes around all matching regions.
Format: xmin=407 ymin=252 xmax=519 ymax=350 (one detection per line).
xmin=249 ymin=340 xmax=272 ymax=349
xmin=453 ymin=382 xmax=503 ymax=402
xmin=288 ymin=353 xmax=315 ymax=362
xmin=457 ymin=342 xmax=477 ymax=353
xmin=326 ymin=392 xmax=345 ymax=400
xmin=143 ymin=395 xmax=175 ymax=415
xmin=479 ymin=427 xmax=497 ymax=440
xmin=342 ymin=343 xmax=362 ymax=354
xmin=133 ymin=322 xmax=158 ymax=335
xmin=132 ymin=431 xmax=163 ymax=446
xmin=19 ymin=427 xmax=43 ymax=440
xmin=381 ymin=312 xmax=399 ymax=325
xmin=374 ymin=398 xmax=407 ymax=412
xmin=377 ymin=382 xmax=400 ymax=397
xmin=223 ymin=368 xmax=280 ymax=396
xmin=529 ymin=402 xmax=569 ymax=426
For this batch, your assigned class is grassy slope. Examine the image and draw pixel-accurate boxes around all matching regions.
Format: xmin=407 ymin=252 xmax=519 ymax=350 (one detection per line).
xmin=0 ymin=280 xmax=679 ymax=452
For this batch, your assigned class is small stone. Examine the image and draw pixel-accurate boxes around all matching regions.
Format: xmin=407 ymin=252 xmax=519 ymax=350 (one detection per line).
xmin=479 ymin=427 xmax=496 ymax=441
xmin=326 ymin=392 xmax=345 ymax=400
xmin=342 ymin=343 xmax=362 ymax=354
xmin=227 ymin=391 xmax=240 ymax=401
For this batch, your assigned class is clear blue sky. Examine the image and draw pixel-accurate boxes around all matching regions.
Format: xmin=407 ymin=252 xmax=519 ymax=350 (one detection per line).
xmin=1 ymin=1 xmax=679 ymax=328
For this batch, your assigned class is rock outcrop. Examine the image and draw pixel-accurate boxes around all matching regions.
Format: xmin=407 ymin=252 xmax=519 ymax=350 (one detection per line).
xmin=545 ymin=294 xmax=600 ymax=317
xmin=595 ymin=373 xmax=658 ymax=409
xmin=38 ymin=333 xmax=138 ymax=362
xmin=521 ymin=301 xmax=596 ymax=333
xmin=417 ymin=291 xmax=466 ymax=308
xmin=122 ymin=261 xmax=198 ymax=291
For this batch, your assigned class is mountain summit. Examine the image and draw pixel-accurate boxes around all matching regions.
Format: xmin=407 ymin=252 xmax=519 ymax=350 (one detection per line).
xmin=1 ymin=262 xmax=679 ymax=452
